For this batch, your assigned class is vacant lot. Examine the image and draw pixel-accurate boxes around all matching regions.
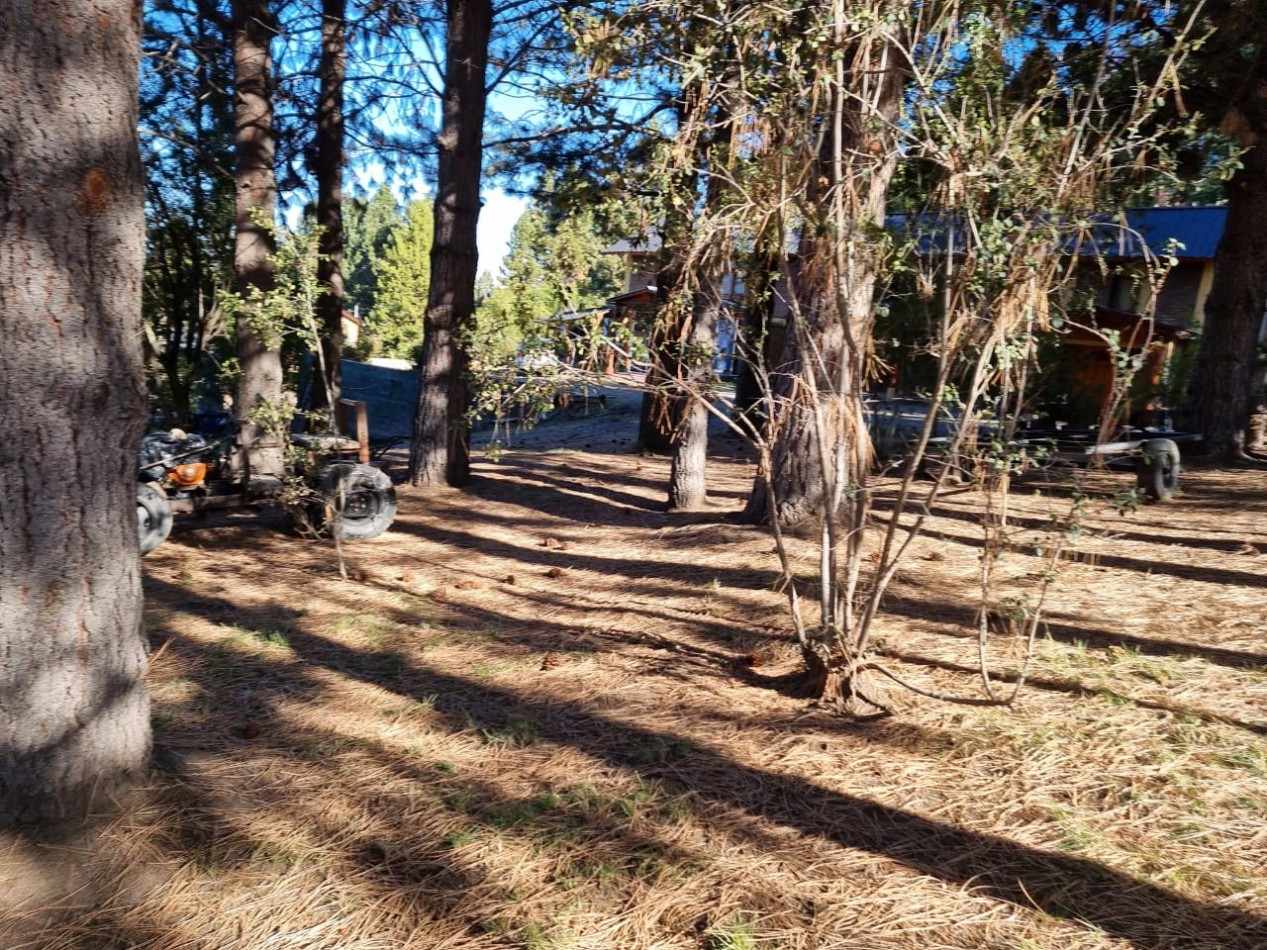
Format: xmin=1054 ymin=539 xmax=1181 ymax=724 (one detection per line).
xmin=6 ymin=398 xmax=1267 ymax=949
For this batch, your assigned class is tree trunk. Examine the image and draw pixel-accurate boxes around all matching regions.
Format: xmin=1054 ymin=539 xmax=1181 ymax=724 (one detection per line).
xmin=742 ymin=40 xmax=904 ymax=530
xmin=1182 ymin=143 xmax=1267 ymax=459
xmin=668 ymin=263 xmax=724 ymax=510
xmin=741 ymin=320 xmax=849 ymax=528
xmin=409 ymin=0 xmax=491 ymax=488
xmin=733 ymin=234 xmax=782 ymax=421
xmin=312 ymin=0 xmax=346 ymax=418
xmin=637 ymin=363 xmax=680 ymax=454
xmin=637 ymin=123 xmax=697 ymax=457
xmin=232 ymin=0 xmax=286 ymax=477
xmin=0 ymin=0 xmax=151 ymax=824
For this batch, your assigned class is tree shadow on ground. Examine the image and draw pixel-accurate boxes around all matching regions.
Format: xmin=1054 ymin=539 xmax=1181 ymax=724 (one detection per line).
xmin=137 ymin=580 xmax=1267 ymax=948
xmin=884 ymin=591 xmax=1267 ymax=673
xmin=266 ymin=615 xmax=1267 ymax=949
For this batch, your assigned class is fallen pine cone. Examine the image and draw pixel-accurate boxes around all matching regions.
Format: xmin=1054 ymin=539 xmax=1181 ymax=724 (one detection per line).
xmin=545 ymin=567 xmax=565 ymax=579
xmin=503 ymin=574 xmax=517 ymax=585
xmin=540 ymin=652 xmax=564 ymax=671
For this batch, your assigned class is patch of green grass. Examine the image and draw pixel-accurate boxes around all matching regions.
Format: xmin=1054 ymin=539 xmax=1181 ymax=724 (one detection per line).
xmin=627 ymin=736 xmax=692 ymax=765
xmin=252 ymin=628 xmax=291 ymax=648
xmin=333 ymin=612 xmax=391 ymax=647
xmin=481 ymin=713 xmax=537 ymax=747
xmin=488 ymin=792 xmax=560 ymax=830
xmin=444 ymin=788 xmax=474 ymax=813
xmin=618 ymin=777 xmax=657 ymax=817
xmin=574 ymin=858 xmax=624 ymax=887
xmin=706 ymin=912 xmax=760 ymax=950
xmin=1219 ymin=745 xmax=1267 ymax=779
xmin=1223 ymin=795 xmax=1267 ymax=814
xmin=443 ymin=829 xmax=477 ymax=849
xmin=521 ymin=921 xmax=558 ymax=950
xmin=1050 ymin=809 xmax=1099 ymax=854
xmin=1094 ymin=687 xmax=1132 ymax=706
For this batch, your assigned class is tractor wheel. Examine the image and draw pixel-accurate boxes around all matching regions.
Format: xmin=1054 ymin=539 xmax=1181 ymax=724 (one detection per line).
xmin=138 ymin=483 xmax=173 ymax=555
xmin=317 ymin=462 xmax=397 ymax=540
xmin=1136 ymin=438 xmax=1180 ymax=502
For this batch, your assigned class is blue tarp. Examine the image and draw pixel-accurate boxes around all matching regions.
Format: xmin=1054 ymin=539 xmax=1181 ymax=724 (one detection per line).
xmin=338 ymin=360 xmax=417 ymax=439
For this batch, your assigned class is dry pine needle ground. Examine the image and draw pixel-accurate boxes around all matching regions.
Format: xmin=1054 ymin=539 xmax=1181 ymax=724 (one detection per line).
xmin=3 ymin=401 xmax=1267 ymax=949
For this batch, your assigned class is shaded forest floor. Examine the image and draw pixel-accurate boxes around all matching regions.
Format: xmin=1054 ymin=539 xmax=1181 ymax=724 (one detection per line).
xmin=6 ymin=394 xmax=1267 ymax=948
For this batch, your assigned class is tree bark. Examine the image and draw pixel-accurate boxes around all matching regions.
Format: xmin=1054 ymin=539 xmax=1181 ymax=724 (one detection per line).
xmin=0 ymin=0 xmax=151 ymax=824
xmin=232 ymin=0 xmax=286 ymax=477
xmin=312 ymin=0 xmax=346 ymax=417
xmin=409 ymin=0 xmax=491 ymax=488
xmin=667 ymin=261 xmax=724 ymax=510
xmin=1176 ymin=1 xmax=1267 ymax=459
xmin=733 ymin=234 xmax=782 ymax=421
xmin=742 ymin=40 xmax=905 ymax=530
xmin=1182 ymin=149 xmax=1267 ymax=459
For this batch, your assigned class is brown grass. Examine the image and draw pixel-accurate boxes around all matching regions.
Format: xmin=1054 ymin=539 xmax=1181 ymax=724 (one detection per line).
xmin=4 ymin=402 xmax=1267 ymax=949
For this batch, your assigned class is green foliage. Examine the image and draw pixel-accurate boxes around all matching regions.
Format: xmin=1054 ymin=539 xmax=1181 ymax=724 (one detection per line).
xmin=367 ymin=198 xmax=434 ymax=359
xmin=706 ymin=913 xmax=760 ymax=950
xmin=472 ymin=198 xmax=626 ymax=368
xmin=140 ymin=0 xmax=236 ymax=425
xmin=343 ymin=187 xmax=405 ymax=318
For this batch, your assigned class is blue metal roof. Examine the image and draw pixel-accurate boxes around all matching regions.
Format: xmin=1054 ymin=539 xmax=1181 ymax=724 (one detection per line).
xmin=609 ymin=207 xmax=1229 ymax=262
xmin=887 ymin=206 xmax=1227 ymax=261
xmin=1103 ymin=207 xmax=1226 ymax=260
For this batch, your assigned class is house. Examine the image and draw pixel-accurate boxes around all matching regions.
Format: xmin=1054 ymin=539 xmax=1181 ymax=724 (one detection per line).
xmin=1055 ymin=207 xmax=1228 ymax=423
xmin=601 ymin=235 xmax=747 ymax=378
xmin=604 ymin=207 xmax=1259 ymax=422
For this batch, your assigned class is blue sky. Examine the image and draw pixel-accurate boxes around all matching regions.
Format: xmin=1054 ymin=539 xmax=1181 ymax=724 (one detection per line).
xmin=478 ymin=190 xmax=529 ymax=275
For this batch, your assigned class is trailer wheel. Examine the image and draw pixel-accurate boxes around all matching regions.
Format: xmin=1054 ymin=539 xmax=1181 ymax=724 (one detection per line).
xmin=1136 ymin=438 xmax=1180 ymax=502
xmin=317 ymin=462 xmax=397 ymax=540
xmin=138 ymin=483 xmax=173 ymax=555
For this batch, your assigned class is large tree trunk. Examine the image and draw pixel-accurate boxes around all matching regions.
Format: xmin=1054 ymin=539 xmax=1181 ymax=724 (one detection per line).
xmin=667 ymin=261 xmax=725 ymax=510
xmin=312 ymin=0 xmax=346 ymax=417
xmin=733 ymin=233 xmax=782 ymax=421
xmin=409 ymin=0 xmax=491 ymax=488
xmin=740 ymin=319 xmax=850 ymax=528
xmin=0 ymin=0 xmax=151 ymax=824
xmin=637 ymin=314 xmax=684 ymax=455
xmin=1182 ymin=147 xmax=1267 ymax=459
xmin=742 ymin=41 xmax=904 ymax=530
xmin=232 ymin=0 xmax=286 ymax=477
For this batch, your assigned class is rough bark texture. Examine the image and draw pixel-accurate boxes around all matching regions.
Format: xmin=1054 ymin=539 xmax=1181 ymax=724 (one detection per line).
xmin=742 ymin=43 xmax=905 ymax=529
xmin=1182 ymin=150 xmax=1267 ymax=458
xmin=733 ymin=236 xmax=782 ymax=420
xmin=409 ymin=0 xmax=491 ymax=488
xmin=668 ymin=249 xmax=726 ymax=510
xmin=1177 ymin=1 xmax=1267 ymax=459
xmin=312 ymin=0 xmax=346 ymax=416
xmin=0 ymin=0 xmax=151 ymax=824
xmin=637 ymin=139 xmax=695 ymax=457
xmin=232 ymin=0 xmax=286 ymax=477
xmin=741 ymin=320 xmax=849 ymax=528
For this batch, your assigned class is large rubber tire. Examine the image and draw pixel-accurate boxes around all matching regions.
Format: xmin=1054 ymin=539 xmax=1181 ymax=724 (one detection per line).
xmin=318 ymin=462 xmax=397 ymax=541
xmin=138 ymin=483 xmax=173 ymax=555
xmin=1136 ymin=438 xmax=1180 ymax=502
